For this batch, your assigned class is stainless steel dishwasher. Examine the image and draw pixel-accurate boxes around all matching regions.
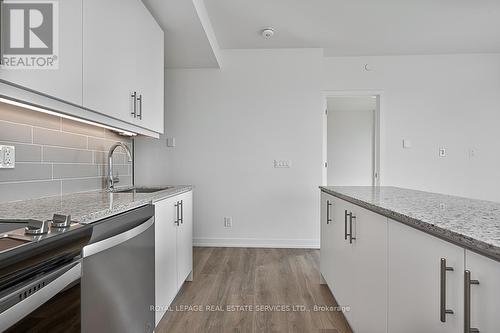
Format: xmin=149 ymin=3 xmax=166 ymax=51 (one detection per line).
xmin=81 ymin=205 xmax=155 ymax=333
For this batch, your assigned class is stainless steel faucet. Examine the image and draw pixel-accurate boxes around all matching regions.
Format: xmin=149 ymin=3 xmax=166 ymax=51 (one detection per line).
xmin=108 ymin=142 xmax=132 ymax=191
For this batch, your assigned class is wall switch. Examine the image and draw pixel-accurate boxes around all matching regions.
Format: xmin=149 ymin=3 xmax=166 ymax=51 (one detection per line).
xmin=468 ymin=148 xmax=476 ymax=159
xmin=0 ymin=145 xmax=15 ymax=169
xmin=166 ymin=137 xmax=176 ymax=147
xmin=224 ymin=217 xmax=233 ymax=228
xmin=439 ymin=147 xmax=446 ymax=157
xmin=274 ymin=160 xmax=291 ymax=168
xmin=402 ymin=139 xmax=412 ymax=149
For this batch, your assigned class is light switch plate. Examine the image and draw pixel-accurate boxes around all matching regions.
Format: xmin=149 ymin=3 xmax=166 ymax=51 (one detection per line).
xmin=166 ymin=137 xmax=176 ymax=147
xmin=0 ymin=145 xmax=15 ymax=169
xmin=224 ymin=217 xmax=233 ymax=228
xmin=274 ymin=160 xmax=291 ymax=168
xmin=402 ymin=139 xmax=412 ymax=149
xmin=439 ymin=147 xmax=446 ymax=157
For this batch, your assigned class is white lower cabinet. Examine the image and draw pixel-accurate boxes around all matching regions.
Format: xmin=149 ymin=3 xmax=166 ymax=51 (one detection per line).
xmin=388 ymin=220 xmax=464 ymax=333
xmin=465 ymin=250 xmax=500 ymax=333
xmin=320 ymin=194 xmax=387 ymax=333
xmin=154 ymin=190 xmax=193 ymax=326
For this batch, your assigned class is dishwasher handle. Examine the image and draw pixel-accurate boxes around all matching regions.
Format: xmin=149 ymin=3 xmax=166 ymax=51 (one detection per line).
xmin=82 ymin=217 xmax=154 ymax=258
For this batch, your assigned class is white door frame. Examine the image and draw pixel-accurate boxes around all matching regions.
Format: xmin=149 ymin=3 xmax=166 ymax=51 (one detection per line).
xmin=322 ymin=90 xmax=383 ymax=187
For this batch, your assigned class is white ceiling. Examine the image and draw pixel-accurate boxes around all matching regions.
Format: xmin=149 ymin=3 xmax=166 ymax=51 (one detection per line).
xmin=142 ymin=0 xmax=220 ymax=68
xmin=204 ymin=0 xmax=500 ymax=56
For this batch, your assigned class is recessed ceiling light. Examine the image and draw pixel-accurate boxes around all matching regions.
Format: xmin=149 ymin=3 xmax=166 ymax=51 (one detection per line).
xmin=261 ymin=28 xmax=275 ymax=39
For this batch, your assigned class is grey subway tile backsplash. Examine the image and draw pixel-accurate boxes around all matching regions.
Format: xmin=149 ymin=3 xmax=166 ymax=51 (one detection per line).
xmin=43 ymin=147 xmax=93 ymax=163
xmin=0 ymin=121 xmax=32 ymax=143
xmin=0 ymin=142 xmax=41 ymax=162
xmin=33 ymin=127 xmax=88 ymax=149
xmin=0 ymin=181 xmax=61 ymax=203
xmin=0 ymin=102 xmax=132 ymax=203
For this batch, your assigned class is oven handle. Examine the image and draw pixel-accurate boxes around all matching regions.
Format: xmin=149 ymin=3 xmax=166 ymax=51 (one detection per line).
xmin=0 ymin=262 xmax=81 ymax=332
xmin=82 ymin=217 xmax=154 ymax=258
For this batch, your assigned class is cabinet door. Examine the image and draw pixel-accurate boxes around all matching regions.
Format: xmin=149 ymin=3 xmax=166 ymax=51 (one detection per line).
xmin=349 ymin=205 xmax=388 ymax=333
xmin=177 ymin=191 xmax=193 ymax=288
xmin=320 ymin=192 xmax=335 ymax=285
xmin=388 ymin=220 xmax=464 ymax=333
xmin=328 ymin=197 xmax=354 ymax=310
xmin=0 ymin=0 xmax=83 ymax=105
xmin=465 ymin=250 xmax=500 ymax=333
xmin=154 ymin=197 xmax=178 ymax=326
xmin=83 ymin=0 xmax=140 ymax=123
xmin=134 ymin=3 xmax=164 ymax=133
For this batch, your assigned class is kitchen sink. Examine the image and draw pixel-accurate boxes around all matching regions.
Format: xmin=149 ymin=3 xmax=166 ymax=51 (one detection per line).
xmin=113 ymin=186 xmax=174 ymax=194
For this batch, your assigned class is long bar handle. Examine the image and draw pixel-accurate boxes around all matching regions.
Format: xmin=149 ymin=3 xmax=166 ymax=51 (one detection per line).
xmin=349 ymin=214 xmax=356 ymax=244
xmin=137 ymin=94 xmax=143 ymax=120
xmin=131 ymin=91 xmax=137 ymax=118
xmin=464 ymin=270 xmax=480 ymax=333
xmin=174 ymin=202 xmax=180 ymax=226
xmin=326 ymin=200 xmax=332 ymax=224
xmin=440 ymin=258 xmax=454 ymax=322
xmin=180 ymin=200 xmax=184 ymax=224
xmin=344 ymin=210 xmax=349 ymax=240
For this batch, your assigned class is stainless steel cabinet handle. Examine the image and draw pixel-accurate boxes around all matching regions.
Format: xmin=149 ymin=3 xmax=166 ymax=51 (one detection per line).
xmin=344 ymin=210 xmax=349 ymax=240
xmin=131 ymin=91 xmax=137 ymax=118
xmin=348 ymin=214 xmax=356 ymax=244
xmin=180 ymin=200 xmax=184 ymax=224
xmin=440 ymin=258 xmax=454 ymax=322
xmin=464 ymin=270 xmax=480 ymax=333
xmin=174 ymin=202 xmax=180 ymax=226
xmin=326 ymin=200 xmax=332 ymax=224
xmin=137 ymin=94 xmax=143 ymax=120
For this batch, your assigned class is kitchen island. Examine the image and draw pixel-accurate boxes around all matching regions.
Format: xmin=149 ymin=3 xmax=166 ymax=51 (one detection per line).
xmin=320 ymin=186 xmax=500 ymax=333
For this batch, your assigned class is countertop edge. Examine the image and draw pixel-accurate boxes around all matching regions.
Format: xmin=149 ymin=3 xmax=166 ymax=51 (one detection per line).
xmin=77 ymin=186 xmax=193 ymax=224
xmin=320 ymin=186 xmax=500 ymax=263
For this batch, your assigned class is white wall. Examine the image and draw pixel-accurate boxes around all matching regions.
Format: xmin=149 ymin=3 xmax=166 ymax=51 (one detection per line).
xmin=135 ymin=51 xmax=500 ymax=249
xmin=136 ymin=49 xmax=324 ymax=247
xmin=323 ymin=54 xmax=500 ymax=201
xmin=327 ymin=97 xmax=374 ymax=186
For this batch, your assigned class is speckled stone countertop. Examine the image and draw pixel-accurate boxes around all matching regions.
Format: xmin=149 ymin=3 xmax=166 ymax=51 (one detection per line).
xmin=320 ymin=186 xmax=500 ymax=262
xmin=0 ymin=185 xmax=192 ymax=224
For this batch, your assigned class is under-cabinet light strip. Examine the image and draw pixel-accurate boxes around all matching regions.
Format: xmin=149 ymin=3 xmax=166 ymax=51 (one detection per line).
xmin=0 ymin=97 xmax=137 ymax=136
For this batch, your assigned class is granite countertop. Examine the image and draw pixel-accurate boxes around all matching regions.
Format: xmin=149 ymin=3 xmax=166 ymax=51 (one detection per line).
xmin=320 ymin=186 xmax=500 ymax=262
xmin=0 ymin=185 xmax=192 ymax=224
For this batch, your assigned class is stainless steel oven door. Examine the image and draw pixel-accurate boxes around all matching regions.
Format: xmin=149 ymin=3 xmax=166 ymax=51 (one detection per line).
xmin=0 ymin=260 xmax=81 ymax=332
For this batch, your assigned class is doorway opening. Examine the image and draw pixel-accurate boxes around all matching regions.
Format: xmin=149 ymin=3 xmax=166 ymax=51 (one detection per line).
xmin=323 ymin=94 xmax=381 ymax=187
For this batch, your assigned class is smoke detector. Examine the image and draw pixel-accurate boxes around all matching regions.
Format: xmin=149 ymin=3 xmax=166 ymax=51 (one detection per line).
xmin=261 ymin=28 xmax=275 ymax=39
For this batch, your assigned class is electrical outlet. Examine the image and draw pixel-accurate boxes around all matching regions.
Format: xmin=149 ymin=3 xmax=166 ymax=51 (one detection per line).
xmin=224 ymin=217 xmax=233 ymax=228
xmin=0 ymin=145 xmax=15 ymax=169
xmin=439 ymin=148 xmax=446 ymax=158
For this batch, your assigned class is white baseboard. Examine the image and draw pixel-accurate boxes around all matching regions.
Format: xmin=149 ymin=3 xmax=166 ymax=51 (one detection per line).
xmin=193 ymin=237 xmax=320 ymax=249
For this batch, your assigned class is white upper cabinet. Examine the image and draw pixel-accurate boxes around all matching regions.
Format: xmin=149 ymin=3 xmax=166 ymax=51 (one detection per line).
xmin=134 ymin=3 xmax=164 ymax=133
xmin=0 ymin=0 xmax=83 ymax=105
xmin=83 ymin=0 xmax=164 ymax=133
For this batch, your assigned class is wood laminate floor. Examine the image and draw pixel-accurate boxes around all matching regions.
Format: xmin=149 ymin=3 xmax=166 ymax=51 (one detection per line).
xmin=157 ymin=247 xmax=352 ymax=333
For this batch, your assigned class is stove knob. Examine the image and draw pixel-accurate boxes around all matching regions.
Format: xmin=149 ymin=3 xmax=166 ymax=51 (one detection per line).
xmin=25 ymin=219 xmax=50 ymax=235
xmin=51 ymin=214 xmax=72 ymax=228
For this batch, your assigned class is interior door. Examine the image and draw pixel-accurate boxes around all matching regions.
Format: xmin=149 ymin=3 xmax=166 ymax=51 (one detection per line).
xmin=465 ymin=250 xmax=500 ymax=333
xmin=176 ymin=191 xmax=193 ymax=288
xmin=388 ymin=220 xmax=464 ymax=333
xmin=327 ymin=96 xmax=375 ymax=186
xmin=350 ymin=205 xmax=388 ymax=333
xmin=154 ymin=197 xmax=178 ymax=326
xmin=0 ymin=0 xmax=83 ymax=105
